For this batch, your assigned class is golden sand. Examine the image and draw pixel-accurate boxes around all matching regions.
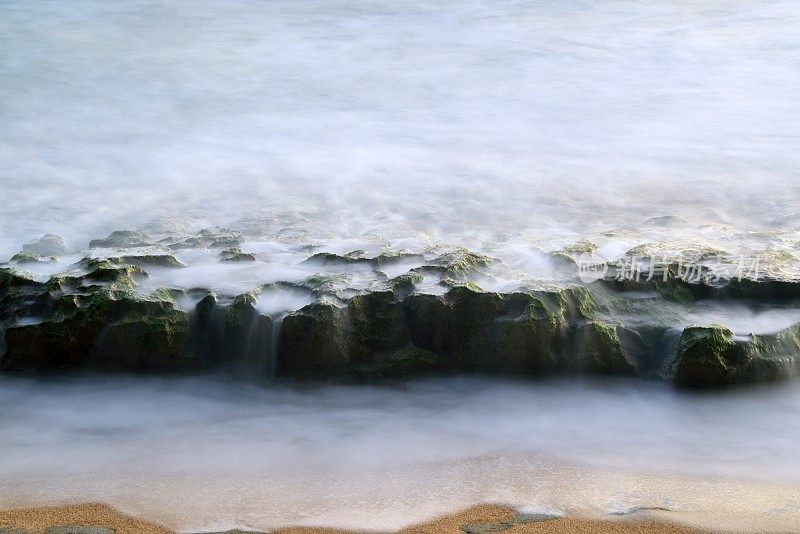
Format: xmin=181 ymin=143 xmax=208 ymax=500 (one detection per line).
xmin=0 ymin=503 xmax=718 ymax=534
xmin=0 ymin=503 xmax=171 ymax=533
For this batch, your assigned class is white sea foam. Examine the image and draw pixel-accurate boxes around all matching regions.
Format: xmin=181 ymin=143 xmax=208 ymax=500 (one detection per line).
xmin=1 ymin=0 xmax=798 ymax=260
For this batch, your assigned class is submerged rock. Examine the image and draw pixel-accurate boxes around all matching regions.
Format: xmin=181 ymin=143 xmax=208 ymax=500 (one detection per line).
xmin=9 ymin=251 xmax=56 ymax=264
xmin=111 ymin=254 xmax=185 ymax=268
xmin=302 ymin=252 xmax=372 ymax=266
xmin=167 ymin=227 xmax=243 ymax=249
xmin=89 ymin=230 xmax=153 ymax=249
xmin=22 ymin=233 xmax=67 ymax=256
xmin=219 ymin=247 xmax=256 ymax=262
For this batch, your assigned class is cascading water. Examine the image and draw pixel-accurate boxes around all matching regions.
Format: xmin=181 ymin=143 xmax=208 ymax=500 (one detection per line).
xmin=240 ymin=312 xmax=273 ymax=383
xmin=268 ymin=312 xmax=287 ymax=381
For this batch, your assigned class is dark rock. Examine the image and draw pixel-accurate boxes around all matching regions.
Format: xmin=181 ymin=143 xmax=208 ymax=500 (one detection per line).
xmin=405 ymin=286 xmax=598 ymax=374
xmin=348 ymin=291 xmax=410 ymax=358
xmin=0 ymin=268 xmax=46 ymax=344
xmin=2 ymin=290 xmax=195 ymax=372
xmin=432 ymin=249 xmax=493 ymax=279
xmin=43 ymin=259 xmax=148 ymax=294
xmin=189 ymin=292 xmax=275 ymax=377
xmin=663 ymin=324 xmax=800 ymax=387
xmin=278 ymin=301 xmax=351 ymax=377
xmin=0 ymin=267 xmax=42 ymax=296
xmin=389 ymin=272 xmax=423 ymax=297
xmin=276 ymin=284 xmax=618 ymax=379
xmin=666 ymin=326 xmax=743 ymax=387
xmin=575 ymin=321 xmax=637 ymax=375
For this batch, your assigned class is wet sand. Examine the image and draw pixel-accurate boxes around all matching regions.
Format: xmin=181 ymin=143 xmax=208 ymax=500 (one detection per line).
xmin=0 ymin=503 xmax=720 ymax=534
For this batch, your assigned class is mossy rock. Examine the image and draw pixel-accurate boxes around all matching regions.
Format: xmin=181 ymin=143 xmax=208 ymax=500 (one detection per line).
xmin=219 ymin=247 xmax=256 ymax=262
xmin=90 ymin=309 xmax=193 ymax=371
xmin=111 ymin=254 xmax=185 ymax=268
xmin=432 ymin=248 xmax=493 ymax=280
xmin=302 ymin=252 xmax=372 ymax=266
xmin=666 ymin=323 xmax=800 ymax=387
xmin=742 ymin=324 xmax=800 ymax=382
xmin=9 ymin=251 xmax=55 ymax=264
xmin=0 ymin=267 xmax=41 ymax=296
xmin=167 ymin=227 xmax=243 ymax=249
xmin=277 ymin=302 xmax=351 ymax=377
xmin=43 ymin=259 xmax=148 ymax=293
xmin=574 ymin=321 xmax=637 ymax=375
xmin=666 ymin=326 xmax=745 ymax=387
xmin=347 ymin=291 xmax=409 ymax=360
xmin=2 ymin=290 xmax=195 ymax=372
xmin=403 ymin=285 xmax=600 ymax=374
xmin=89 ymin=230 xmax=152 ymax=248
xmin=389 ymin=271 xmax=423 ymax=297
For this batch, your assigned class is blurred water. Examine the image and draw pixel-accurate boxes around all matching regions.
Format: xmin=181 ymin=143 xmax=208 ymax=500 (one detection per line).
xmin=2 ymin=4 xmax=800 ymax=531
xmin=1 ymin=376 xmax=800 ymax=531
xmin=1 ymin=0 xmax=799 ymax=254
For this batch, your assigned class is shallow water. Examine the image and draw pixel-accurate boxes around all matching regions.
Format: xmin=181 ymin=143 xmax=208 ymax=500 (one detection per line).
xmin=1 ymin=0 xmax=799 ymax=258
xmin=1 ymin=376 xmax=800 ymax=531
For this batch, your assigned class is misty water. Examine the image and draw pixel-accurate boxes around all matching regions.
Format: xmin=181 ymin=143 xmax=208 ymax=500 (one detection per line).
xmin=2 ymin=0 xmax=799 ymax=256
xmin=1 ymin=376 xmax=800 ymax=532
xmin=2 ymin=0 xmax=800 ymax=532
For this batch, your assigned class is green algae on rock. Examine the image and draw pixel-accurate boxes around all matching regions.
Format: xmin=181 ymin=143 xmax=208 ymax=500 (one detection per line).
xmin=2 ymin=236 xmax=800 ymax=388
xmin=666 ymin=324 xmax=800 ymax=387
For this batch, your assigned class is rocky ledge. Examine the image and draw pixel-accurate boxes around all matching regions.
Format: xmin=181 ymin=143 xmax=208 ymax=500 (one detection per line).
xmin=2 ymin=231 xmax=800 ymax=388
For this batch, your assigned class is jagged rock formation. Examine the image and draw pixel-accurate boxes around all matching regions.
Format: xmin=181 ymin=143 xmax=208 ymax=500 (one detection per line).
xmin=2 ymin=231 xmax=800 ymax=387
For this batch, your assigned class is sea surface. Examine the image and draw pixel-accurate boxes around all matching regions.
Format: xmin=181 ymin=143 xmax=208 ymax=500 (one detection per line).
xmin=1 ymin=0 xmax=799 ymax=256
xmin=2 ymin=2 xmax=800 ymax=532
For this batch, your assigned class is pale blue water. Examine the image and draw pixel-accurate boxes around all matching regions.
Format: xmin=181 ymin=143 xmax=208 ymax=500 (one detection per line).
xmin=0 ymin=376 xmax=800 ymax=531
xmin=1 ymin=0 xmax=799 ymax=255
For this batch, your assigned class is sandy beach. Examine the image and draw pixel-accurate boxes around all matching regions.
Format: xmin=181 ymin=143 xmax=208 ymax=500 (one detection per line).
xmin=0 ymin=503 xmax=719 ymax=534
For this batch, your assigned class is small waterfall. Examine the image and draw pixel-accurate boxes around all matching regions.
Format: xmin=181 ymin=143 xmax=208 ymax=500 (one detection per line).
xmin=654 ymin=327 xmax=684 ymax=375
xmin=189 ymin=294 xmax=228 ymax=368
xmin=240 ymin=312 xmax=272 ymax=383
xmin=267 ymin=312 xmax=287 ymax=381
